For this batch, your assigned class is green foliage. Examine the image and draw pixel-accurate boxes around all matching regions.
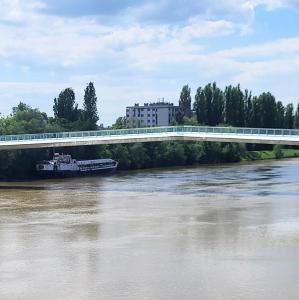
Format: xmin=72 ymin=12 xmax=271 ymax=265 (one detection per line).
xmin=110 ymin=144 xmax=131 ymax=169
xmin=294 ymin=104 xmax=299 ymax=129
xmin=193 ymin=82 xmax=297 ymax=131
xmin=164 ymin=142 xmax=186 ymax=165
xmin=194 ymin=82 xmax=224 ymax=126
xmin=183 ymin=142 xmax=205 ymax=164
xmin=225 ymin=85 xmax=244 ymax=127
xmin=252 ymin=92 xmax=277 ymax=128
xmin=1 ymin=80 xmax=299 ymax=180
xmin=0 ymin=117 xmax=5 ymax=135
xmin=129 ymin=143 xmax=150 ymax=169
xmin=53 ymin=88 xmax=78 ymax=122
xmin=181 ymin=116 xmax=198 ymax=125
xmin=273 ymin=145 xmax=283 ymax=159
xmin=243 ymin=148 xmax=299 ymax=161
xmin=284 ymin=104 xmax=294 ymax=129
xmin=203 ymin=142 xmax=225 ymax=163
xmin=177 ymin=85 xmax=192 ymax=122
xmin=276 ymin=101 xmax=285 ymax=129
xmin=244 ymin=89 xmax=253 ymax=127
xmin=194 ymin=87 xmax=205 ymax=124
xmin=4 ymin=102 xmax=48 ymax=134
xmin=83 ymin=82 xmax=99 ymax=130
xmin=0 ymin=149 xmax=49 ymax=180
xmin=111 ymin=117 xmax=127 ymax=129
xmin=222 ymin=143 xmax=246 ymax=162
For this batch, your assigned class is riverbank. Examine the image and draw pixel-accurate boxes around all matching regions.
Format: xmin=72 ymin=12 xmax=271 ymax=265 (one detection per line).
xmin=0 ymin=142 xmax=299 ymax=182
xmin=242 ymin=148 xmax=299 ymax=161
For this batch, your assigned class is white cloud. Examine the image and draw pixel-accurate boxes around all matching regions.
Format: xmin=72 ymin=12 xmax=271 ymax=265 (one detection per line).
xmin=218 ymin=37 xmax=299 ymax=58
xmin=0 ymin=0 xmax=45 ymax=22
xmin=1 ymin=0 xmax=294 ymax=69
xmin=180 ymin=19 xmax=235 ymax=40
xmin=0 ymin=81 xmax=67 ymax=116
xmin=0 ymin=5 xmax=242 ymax=68
xmin=0 ymin=0 xmax=299 ymax=124
xmin=250 ymin=0 xmax=299 ymax=10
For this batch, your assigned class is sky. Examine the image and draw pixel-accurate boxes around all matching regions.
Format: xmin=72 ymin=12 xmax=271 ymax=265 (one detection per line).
xmin=0 ymin=0 xmax=299 ymax=125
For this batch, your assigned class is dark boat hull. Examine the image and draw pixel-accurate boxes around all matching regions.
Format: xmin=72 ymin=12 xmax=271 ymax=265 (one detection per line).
xmin=37 ymin=166 xmax=117 ymax=178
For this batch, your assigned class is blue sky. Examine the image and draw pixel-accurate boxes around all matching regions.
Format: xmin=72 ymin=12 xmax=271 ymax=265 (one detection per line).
xmin=1 ymin=0 xmax=299 ymax=125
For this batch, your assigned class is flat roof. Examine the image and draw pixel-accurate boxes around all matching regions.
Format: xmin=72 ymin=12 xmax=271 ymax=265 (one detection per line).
xmin=126 ymin=102 xmax=179 ymax=108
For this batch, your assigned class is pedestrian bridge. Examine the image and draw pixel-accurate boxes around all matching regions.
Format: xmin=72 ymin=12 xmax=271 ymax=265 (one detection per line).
xmin=1 ymin=126 xmax=299 ymax=150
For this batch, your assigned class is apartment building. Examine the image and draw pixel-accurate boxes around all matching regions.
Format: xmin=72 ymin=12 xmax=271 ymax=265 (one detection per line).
xmin=126 ymin=102 xmax=179 ymax=128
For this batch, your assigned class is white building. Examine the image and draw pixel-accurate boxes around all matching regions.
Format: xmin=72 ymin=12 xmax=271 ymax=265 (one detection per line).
xmin=126 ymin=102 xmax=179 ymax=128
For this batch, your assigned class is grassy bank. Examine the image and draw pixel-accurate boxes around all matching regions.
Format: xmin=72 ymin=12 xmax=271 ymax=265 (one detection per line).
xmin=242 ymin=148 xmax=299 ymax=161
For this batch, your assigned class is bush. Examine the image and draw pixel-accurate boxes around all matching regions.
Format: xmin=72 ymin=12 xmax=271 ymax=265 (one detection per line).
xmin=273 ymin=144 xmax=283 ymax=159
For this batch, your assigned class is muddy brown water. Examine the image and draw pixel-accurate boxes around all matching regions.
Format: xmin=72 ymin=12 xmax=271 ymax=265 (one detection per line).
xmin=0 ymin=159 xmax=299 ymax=300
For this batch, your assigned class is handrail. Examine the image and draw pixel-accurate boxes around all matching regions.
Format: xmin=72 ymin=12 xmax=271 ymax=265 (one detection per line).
xmin=0 ymin=125 xmax=299 ymax=143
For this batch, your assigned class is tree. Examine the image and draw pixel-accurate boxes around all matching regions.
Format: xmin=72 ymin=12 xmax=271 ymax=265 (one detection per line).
xmin=211 ymin=82 xmax=224 ymax=126
xmin=284 ymin=103 xmax=294 ymax=129
xmin=252 ymin=92 xmax=277 ymax=128
xmin=8 ymin=102 xmax=48 ymax=134
xmin=181 ymin=116 xmax=198 ymax=125
xmin=12 ymin=102 xmax=31 ymax=115
xmin=183 ymin=141 xmax=205 ymax=164
xmin=244 ymin=89 xmax=253 ymax=127
xmin=194 ymin=82 xmax=224 ymax=126
xmin=222 ymin=143 xmax=245 ymax=162
xmin=53 ymin=88 xmax=78 ymax=121
xmin=129 ymin=143 xmax=149 ymax=169
xmin=83 ymin=82 xmax=99 ymax=129
xmin=273 ymin=144 xmax=283 ymax=159
xmin=164 ymin=142 xmax=186 ymax=166
xmin=276 ymin=101 xmax=285 ymax=128
xmin=194 ymin=87 xmax=206 ymax=124
xmin=204 ymin=83 xmax=213 ymax=125
xmin=112 ymin=117 xmax=127 ymax=129
xmin=224 ymin=85 xmax=244 ymax=127
xmin=177 ymin=85 xmax=192 ymax=122
xmin=110 ymin=145 xmax=131 ymax=169
xmin=294 ymin=104 xmax=299 ymax=129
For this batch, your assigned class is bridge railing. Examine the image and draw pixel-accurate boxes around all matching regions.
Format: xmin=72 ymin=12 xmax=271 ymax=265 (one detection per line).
xmin=1 ymin=126 xmax=299 ymax=143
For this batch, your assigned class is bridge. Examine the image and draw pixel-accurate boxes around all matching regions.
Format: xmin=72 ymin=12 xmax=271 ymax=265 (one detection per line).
xmin=1 ymin=126 xmax=299 ymax=150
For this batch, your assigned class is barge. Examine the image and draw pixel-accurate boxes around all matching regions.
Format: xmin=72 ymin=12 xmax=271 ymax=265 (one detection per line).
xmin=36 ymin=153 xmax=118 ymax=177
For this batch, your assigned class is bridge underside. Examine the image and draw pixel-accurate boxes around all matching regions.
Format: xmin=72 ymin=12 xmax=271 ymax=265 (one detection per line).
xmin=1 ymin=132 xmax=299 ymax=151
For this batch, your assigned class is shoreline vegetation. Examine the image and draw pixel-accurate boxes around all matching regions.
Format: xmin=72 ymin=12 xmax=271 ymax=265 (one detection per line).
xmin=1 ymin=81 xmax=299 ymax=180
xmin=0 ymin=148 xmax=298 ymax=183
xmin=243 ymin=148 xmax=299 ymax=161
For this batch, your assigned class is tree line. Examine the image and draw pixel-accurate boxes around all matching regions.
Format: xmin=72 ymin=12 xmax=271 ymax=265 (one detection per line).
xmin=177 ymin=83 xmax=299 ymax=129
xmin=0 ymin=81 xmax=298 ymax=179
xmin=0 ymin=82 xmax=100 ymax=179
xmin=0 ymin=82 xmax=99 ymax=136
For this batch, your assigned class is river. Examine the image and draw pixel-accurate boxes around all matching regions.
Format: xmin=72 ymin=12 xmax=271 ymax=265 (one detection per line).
xmin=0 ymin=159 xmax=299 ymax=300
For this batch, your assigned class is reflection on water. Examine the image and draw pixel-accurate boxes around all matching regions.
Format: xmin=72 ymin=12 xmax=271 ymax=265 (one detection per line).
xmin=0 ymin=159 xmax=299 ymax=300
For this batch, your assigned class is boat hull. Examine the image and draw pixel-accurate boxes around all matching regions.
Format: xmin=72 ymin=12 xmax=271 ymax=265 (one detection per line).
xmin=37 ymin=166 xmax=117 ymax=178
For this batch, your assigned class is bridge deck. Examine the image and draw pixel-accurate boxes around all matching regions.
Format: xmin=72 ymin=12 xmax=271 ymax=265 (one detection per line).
xmin=1 ymin=126 xmax=299 ymax=150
